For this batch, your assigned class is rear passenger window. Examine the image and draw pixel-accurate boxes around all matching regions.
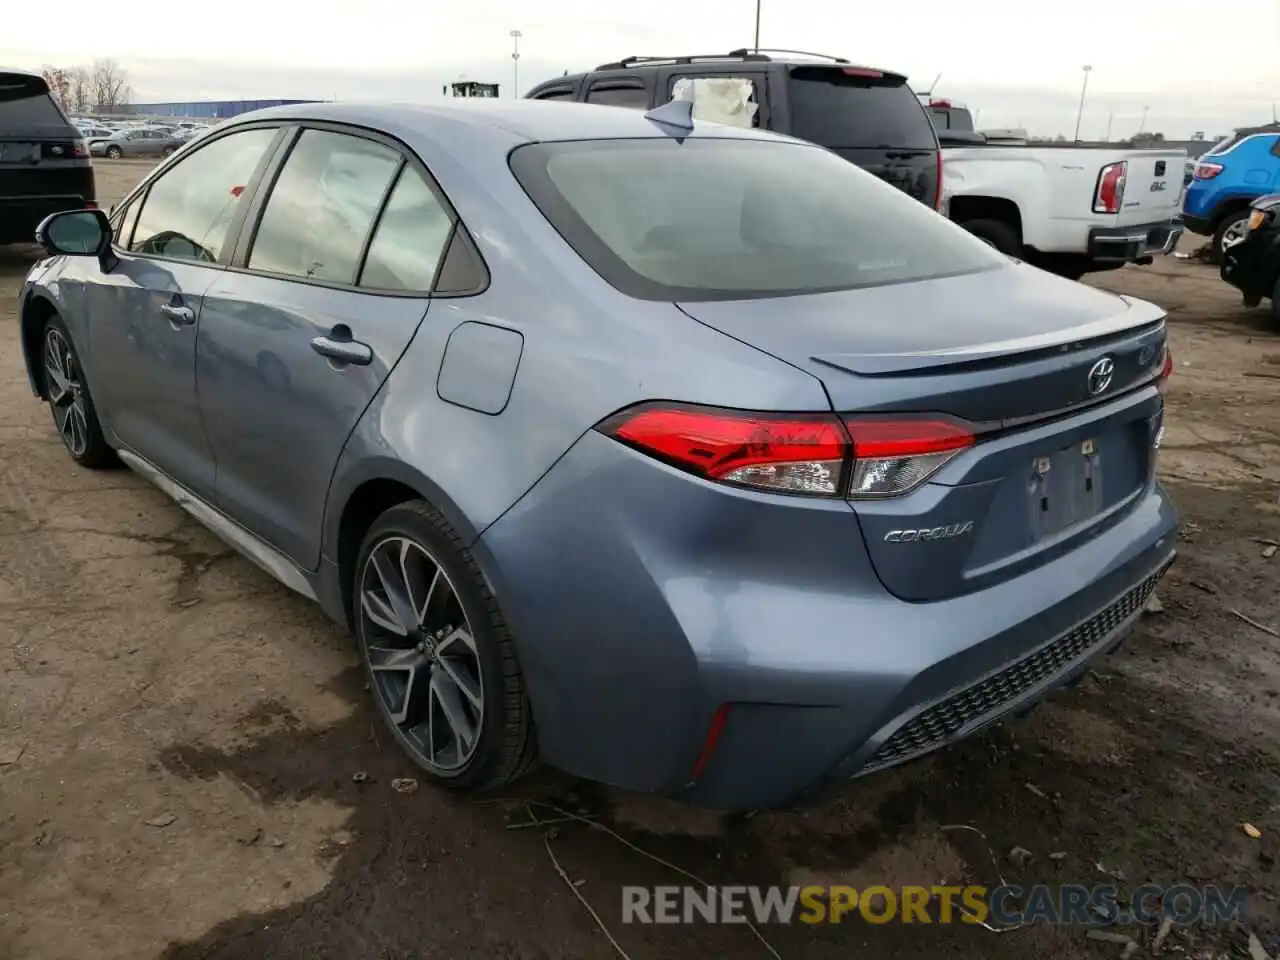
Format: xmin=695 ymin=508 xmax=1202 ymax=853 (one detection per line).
xmin=130 ymin=127 xmax=277 ymax=263
xmin=249 ymin=129 xmax=401 ymax=285
xmin=669 ymin=76 xmax=761 ymax=128
xmin=359 ymin=166 xmax=454 ymax=291
xmin=585 ymin=84 xmax=648 ymax=109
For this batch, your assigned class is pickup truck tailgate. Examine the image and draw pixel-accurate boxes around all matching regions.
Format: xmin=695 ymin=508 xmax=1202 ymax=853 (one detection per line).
xmin=1115 ymin=149 xmax=1184 ymax=225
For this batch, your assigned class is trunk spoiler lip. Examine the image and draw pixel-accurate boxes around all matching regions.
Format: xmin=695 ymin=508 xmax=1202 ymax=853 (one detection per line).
xmin=811 ymin=295 xmax=1167 ymax=377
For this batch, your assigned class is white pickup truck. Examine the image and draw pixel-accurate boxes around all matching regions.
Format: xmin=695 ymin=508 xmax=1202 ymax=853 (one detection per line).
xmin=929 ymin=103 xmax=1186 ymax=280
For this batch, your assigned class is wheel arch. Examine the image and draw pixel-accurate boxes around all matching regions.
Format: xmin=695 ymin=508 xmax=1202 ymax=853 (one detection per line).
xmin=1210 ymin=195 xmax=1256 ymax=229
xmin=20 ymin=292 xmax=59 ymax=399
xmin=949 ymin=194 xmax=1024 ymax=239
xmin=326 ymin=458 xmax=484 ymax=629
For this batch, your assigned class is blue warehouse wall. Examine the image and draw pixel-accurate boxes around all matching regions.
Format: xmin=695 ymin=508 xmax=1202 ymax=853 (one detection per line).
xmin=125 ymin=99 xmax=322 ymax=118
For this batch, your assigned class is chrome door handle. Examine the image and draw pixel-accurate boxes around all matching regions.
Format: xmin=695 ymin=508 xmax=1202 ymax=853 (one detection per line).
xmin=311 ymin=334 xmax=373 ymax=366
xmin=160 ymin=303 xmax=195 ymax=326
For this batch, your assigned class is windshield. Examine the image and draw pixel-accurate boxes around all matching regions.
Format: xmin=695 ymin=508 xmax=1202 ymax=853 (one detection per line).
xmin=509 ymin=137 xmax=1004 ymax=302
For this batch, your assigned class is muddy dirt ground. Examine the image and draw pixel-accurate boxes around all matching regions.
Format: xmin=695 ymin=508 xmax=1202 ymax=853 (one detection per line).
xmin=2 ymin=161 xmax=1279 ymax=960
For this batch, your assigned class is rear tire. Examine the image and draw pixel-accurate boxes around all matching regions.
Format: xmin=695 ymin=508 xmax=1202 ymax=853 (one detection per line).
xmin=1212 ymin=209 xmax=1250 ymax=264
xmin=354 ymin=499 xmax=537 ymax=792
xmin=960 ymin=218 xmax=1021 ymax=257
xmin=105 ymin=146 xmax=122 ymax=160
xmin=41 ymin=315 xmax=115 ymax=469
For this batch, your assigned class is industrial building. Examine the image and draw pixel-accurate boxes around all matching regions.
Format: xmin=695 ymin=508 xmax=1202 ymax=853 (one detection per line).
xmin=111 ymin=98 xmax=321 ymax=119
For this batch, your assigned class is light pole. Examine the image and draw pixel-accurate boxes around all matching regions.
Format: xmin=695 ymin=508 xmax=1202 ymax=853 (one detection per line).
xmin=1138 ymin=105 xmax=1149 ymax=135
xmin=1073 ymin=65 xmax=1092 ymax=142
xmin=510 ymin=30 xmax=522 ymax=98
xmin=753 ymin=0 xmax=761 ymax=50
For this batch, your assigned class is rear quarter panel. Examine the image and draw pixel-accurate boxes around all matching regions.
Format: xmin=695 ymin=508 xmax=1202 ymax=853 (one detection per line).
xmin=322 ymin=121 xmax=828 ymax=557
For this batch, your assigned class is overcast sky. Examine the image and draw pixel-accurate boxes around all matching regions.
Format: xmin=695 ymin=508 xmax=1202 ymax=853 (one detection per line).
xmin=4 ymin=0 xmax=1278 ymax=138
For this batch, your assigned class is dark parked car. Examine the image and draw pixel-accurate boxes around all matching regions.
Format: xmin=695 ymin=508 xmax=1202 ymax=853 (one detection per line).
xmin=524 ymin=49 xmax=943 ymax=209
xmin=0 ymin=69 xmax=95 ymax=245
xmin=1220 ymin=193 xmax=1280 ymax=327
xmin=21 ymin=100 xmax=1176 ymax=810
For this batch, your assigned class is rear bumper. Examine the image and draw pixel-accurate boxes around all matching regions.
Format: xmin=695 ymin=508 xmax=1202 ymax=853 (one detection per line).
xmin=478 ymin=429 xmax=1180 ymax=811
xmin=0 ymin=195 xmax=90 ymax=243
xmin=1087 ymin=219 xmax=1184 ymax=262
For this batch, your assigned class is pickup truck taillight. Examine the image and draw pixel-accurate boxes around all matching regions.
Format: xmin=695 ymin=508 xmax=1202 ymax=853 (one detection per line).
xmin=1193 ymin=162 xmax=1223 ymax=180
xmin=1093 ymin=161 xmax=1127 ymax=214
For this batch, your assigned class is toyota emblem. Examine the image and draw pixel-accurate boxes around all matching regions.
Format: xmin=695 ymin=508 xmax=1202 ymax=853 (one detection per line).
xmin=1087 ymin=357 xmax=1115 ymax=396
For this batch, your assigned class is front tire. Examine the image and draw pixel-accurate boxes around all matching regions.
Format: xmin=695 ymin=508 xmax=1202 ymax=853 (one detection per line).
xmin=354 ymin=500 xmax=536 ymax=791
xmin=1212 ymin=209 xmax=1250 ymax=264
xmin=41 ymin=316 xmax=114 ymax=469
xmin=105 ymin=146 xmax=122 ymax=160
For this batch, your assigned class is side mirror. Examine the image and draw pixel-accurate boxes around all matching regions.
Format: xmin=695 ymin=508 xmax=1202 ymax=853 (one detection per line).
xmin=35 ymin=208 xmax=116 ymax=270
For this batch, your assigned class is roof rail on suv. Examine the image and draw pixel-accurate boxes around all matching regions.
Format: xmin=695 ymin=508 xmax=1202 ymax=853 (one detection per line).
xmin=594 ymin=48 xmax=850 ymax=71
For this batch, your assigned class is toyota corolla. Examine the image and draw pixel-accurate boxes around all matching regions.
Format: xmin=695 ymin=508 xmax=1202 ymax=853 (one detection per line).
xmin=19 ymin=99 xmax=1176 ymax=810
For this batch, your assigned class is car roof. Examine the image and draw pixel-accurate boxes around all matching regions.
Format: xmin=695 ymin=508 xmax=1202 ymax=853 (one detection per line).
xmin=226 ymin=98 xmax=800 ymax=149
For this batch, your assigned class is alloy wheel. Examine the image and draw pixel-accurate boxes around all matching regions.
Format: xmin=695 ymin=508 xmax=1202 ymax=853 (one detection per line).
xmin=44 ymin=328 xmax=90 ymax=458
xmin=1221 ymin=218 xmax=1248 ymax=250
xmin=358 ymin=536 xmax=484 ymax=773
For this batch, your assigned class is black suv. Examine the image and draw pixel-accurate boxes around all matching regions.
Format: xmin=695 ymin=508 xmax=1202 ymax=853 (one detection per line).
xmin=525 ymin=49 xmax=941 ymax=209
xmin=1 ymin=70 xmax=96 ymax=245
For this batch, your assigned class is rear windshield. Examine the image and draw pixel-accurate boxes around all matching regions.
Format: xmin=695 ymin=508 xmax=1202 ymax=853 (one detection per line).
xmin=787 ymin=67 xmax=937 ymax=150
xmin=509 ymin=137 xmax=1004 ymax=302
xmin=0 ymin=73 xmax=71 ymax=131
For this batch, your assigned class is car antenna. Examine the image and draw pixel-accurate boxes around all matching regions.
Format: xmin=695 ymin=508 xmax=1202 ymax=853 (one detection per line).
xmin=643 ymin=97 xmax=694 ymax=138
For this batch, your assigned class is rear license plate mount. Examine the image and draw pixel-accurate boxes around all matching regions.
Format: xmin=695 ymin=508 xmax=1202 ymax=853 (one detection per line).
xmin=0 ymin=142 xmax=40 ymax=163
xmin=1030 ymin=438 xmax=1103 ymax=537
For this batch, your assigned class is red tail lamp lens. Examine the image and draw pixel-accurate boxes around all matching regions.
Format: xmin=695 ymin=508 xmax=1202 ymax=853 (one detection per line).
xmin=600 ymin=404 xmax=977 ymax=499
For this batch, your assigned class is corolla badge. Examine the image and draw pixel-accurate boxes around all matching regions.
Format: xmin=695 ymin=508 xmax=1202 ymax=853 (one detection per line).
xmin=1087 ymin=357 xmax=1115 ymax=396
xmin=884 ymin=522 xmax=975 ymax=543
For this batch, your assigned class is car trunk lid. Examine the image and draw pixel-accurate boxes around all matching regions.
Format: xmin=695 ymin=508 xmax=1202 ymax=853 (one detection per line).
xmin=677 ymin=265 xmax=1169 ymax=602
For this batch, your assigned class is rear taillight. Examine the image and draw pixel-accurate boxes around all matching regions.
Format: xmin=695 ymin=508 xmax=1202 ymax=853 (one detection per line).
xmin=841 ymin=67 xmax=884 ymax=78
xmin=843 ymin=417 xmax=975 ymax=497
xmin=598 ymin=403 xmax=975 ymax=499
xmin=1093 ymin=161 xmax=1128 ymax=214
xmin=1194 ymin=162 xmax=1223 ymax=180
xmin=70 ymin=139 xmax=89 ymax=158
xmin=1157 ymin=345 xmax=1173 ymax=393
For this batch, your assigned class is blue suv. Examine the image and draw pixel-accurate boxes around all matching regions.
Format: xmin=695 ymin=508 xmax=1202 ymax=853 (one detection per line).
xmin=1183 ymin=123 xmax=1280 ymax=262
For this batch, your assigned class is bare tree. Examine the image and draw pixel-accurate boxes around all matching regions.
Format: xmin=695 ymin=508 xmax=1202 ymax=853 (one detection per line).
xmin=68 ymin=67 xmax=93 ymax=113
xmin=40 ymin=66 xmax=72 ymax=111
xmin=90 ymin=59 xmax=133 ymax=110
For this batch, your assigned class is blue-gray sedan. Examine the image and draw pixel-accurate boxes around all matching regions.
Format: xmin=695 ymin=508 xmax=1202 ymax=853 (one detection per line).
xmin=19 ymin=99 xmax=1177 ymax=810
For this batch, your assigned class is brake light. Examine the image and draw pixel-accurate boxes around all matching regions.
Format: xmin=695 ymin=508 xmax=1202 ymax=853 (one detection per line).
xmin=1157 ymin=345 xmax=1173 ymax=393
xmin=1093 ymin=161 xmax=1127 ymax=214
xmin=929 ymin=99 xmax=952 ymax=108
xmin=83 ymin=201 xmax=98 ymax=210
xmin=598 ymin=403 xmax=975 ymax=499
xmin=842 ymin=67 xmax=884 ymax=78
xmin=70 ymin=139 xmax=89 ymax=158
xmin=1193 ymin=162 xmax=1223 ymax=180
